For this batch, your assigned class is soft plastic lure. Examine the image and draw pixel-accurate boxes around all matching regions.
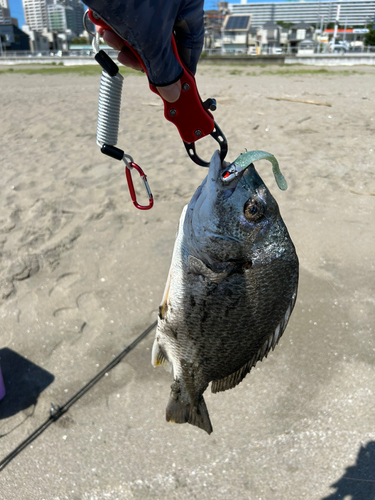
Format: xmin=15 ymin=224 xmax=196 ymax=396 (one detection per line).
xmin=221 ymin=150 xmax=287 ymax=191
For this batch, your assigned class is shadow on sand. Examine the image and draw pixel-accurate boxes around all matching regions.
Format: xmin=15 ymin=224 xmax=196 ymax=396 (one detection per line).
xmin=322 ymin=441 xmax=375 ymax=499
xmin=0 ymin=348 xmax=54 ymax=419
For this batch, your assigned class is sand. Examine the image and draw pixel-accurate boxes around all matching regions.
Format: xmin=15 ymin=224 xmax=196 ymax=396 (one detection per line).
xmin=0 ymin=62 xmax=374 ymax=499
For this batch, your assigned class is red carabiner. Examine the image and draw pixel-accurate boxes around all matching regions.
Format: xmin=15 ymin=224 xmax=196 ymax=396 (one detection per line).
xmin=125 ymin=162 xmax=154 ymax=210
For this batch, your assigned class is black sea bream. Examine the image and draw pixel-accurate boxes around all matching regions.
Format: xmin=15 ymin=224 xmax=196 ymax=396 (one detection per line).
xmin=152 ymin=150 xmax=299 ymax=434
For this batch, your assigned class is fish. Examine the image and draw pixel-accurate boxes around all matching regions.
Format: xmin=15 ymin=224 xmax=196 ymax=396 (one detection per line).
xmin=152 ymin=150 xmax=299 ymax=434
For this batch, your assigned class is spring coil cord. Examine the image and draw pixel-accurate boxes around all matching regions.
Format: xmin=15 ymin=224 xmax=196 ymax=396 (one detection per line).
xmin=92 ymin=33 xmax=124 ymax=150
xmin=91 ymin=33 xmax=153 ymax=210
xmin=97 ymin=70 xmax=124 ymax=147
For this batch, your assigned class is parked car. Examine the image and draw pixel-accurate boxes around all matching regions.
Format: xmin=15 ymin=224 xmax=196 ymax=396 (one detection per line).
xmin=55 ymin=50 xmax=70 ymax=57
xmin=329 ymin=41 xmax=350 ymax=53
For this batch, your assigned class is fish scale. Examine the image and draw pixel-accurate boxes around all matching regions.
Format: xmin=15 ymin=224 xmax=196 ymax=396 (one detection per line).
xmin=153 ymin=150 xmax=299 ymax=434
xmin=184 ymin=263 xmax=295 ymax=377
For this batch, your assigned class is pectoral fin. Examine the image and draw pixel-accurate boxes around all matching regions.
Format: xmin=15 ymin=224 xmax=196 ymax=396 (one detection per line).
xmin=151 ymin=340 xmax=172 ymax=372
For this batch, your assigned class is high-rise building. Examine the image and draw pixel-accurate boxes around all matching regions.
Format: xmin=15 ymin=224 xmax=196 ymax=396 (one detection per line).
xmin=22 ymin=0 xmax=48 ymax=32
xmin=47 ymin=1 xmax=83 ymax=35
xmin=22 ymin=0 xmax=84 ymax=34
xmin=47 ymin=2 xmax=67 ymax=30
xmin=60 ymin=0 xmax=84 ymax=35
xmin=229 ymin=1 xmax=375 ymax=28
xmin=0 ymin=7 xmax=10 ymax=24
xmin=0 ymin=0 xmax=10 ymax=24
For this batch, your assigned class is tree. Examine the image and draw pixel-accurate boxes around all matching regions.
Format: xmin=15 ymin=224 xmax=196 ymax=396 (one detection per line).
xmin=70 ymin=35 xmax=89 ymax=45
xmin=276 ymin=21 xmax=293 ymax=29
xmin=364 ymin=27 xmax=375 ymax=46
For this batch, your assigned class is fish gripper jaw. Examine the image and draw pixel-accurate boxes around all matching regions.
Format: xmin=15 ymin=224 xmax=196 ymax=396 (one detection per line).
xmin=183 ymin=121 xmax=228 ymax=168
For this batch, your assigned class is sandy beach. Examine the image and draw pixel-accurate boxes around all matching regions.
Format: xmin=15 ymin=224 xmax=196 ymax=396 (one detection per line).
xmin=0 ymin=62 xmax=374 ymax=499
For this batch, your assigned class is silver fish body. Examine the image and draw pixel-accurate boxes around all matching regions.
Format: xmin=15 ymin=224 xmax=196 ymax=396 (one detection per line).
xmin=152 ymin=151 xmax=299 ymax=434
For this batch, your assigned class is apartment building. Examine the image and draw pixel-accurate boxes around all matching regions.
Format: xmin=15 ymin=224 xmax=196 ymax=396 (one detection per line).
xmin=47 ymin=2 xmax=67 ymax=31
xmin=60 ymin=0 xmax=84 ymax=35
xmin=230 ymin=1 xmax=375 ymax=28
xmin=22 ymin=0 xmax=48 ymax=32
xmin=0 ymin=0 xmax=10 ymax=24
xmin=22 ymin=0 xmax=84 ymax=35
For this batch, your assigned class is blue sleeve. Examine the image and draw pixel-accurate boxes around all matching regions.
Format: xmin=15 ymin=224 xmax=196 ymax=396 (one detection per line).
xmin=83 ymin=0 xmax=204 ymax=87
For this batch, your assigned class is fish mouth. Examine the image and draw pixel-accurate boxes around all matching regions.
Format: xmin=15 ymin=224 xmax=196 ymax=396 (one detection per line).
xmin=219 ymin=161 xmax=255 ymax=198
xmin=220 ymin=161 xmax=247 ymax=185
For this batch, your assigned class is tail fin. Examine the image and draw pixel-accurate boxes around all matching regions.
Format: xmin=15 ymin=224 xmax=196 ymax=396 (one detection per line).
xmin=166 ymin=387 xmax=213 ymax=435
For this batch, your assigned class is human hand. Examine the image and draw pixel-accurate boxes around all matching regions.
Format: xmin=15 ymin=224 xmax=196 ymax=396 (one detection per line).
xmin=98 ymin=28 xmax=182 ymax=103
xmin=86 ymin=0 xmax=204 ymax=103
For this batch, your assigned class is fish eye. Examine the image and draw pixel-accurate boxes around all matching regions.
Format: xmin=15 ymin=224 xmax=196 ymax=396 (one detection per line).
xmin=244 ymin=198 xmax=264 ymax=221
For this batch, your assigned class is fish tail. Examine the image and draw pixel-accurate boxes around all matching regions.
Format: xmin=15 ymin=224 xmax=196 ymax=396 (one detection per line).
xmin=166 ymin=383 xmax=213 ymax=435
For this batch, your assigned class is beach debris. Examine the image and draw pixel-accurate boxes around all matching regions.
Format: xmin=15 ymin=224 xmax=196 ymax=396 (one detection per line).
xmin=141 ymin=102 xmax=163 ymax=107
xmin=1 ymin=255 xmax=40 ymax=301
xmin=267 ymin=96 xmax=331 ymax=107
xmin=349 ymin=188 xmax=375 ymax=196
xmin=215 ymin=97 xmax=232 ymax=103
xmin=8 ymin=255 xmax=39 ymax=282
xmin=297 ymin=116 xmax=312 ymax=124
xmin=152 ymin=150 xmax=299 ymax=434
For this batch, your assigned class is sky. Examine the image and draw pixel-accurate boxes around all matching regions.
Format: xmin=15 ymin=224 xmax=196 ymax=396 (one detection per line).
xmin=9 ymin=0 xmax=290 ymax=29
xmin=9 ymin=0 xmax=25 ymax=26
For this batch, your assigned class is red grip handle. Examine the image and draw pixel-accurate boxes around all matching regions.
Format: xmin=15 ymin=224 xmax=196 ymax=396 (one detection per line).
xmin=148 ymin=37 xmax=215 ymax=144
xmin=88 ymin=9 xmax=214 ymax=144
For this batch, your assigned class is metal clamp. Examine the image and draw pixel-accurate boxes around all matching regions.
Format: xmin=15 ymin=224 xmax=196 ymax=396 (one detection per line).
xmin=184 ymin=121 xmax=228 ymax=167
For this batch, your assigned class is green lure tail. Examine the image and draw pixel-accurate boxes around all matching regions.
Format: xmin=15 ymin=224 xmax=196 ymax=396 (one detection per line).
xmin=233 ymin=151 xmax=287 ymax=191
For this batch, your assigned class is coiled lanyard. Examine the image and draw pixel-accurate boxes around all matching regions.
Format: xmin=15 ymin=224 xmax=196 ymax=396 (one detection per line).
xmin=91 ymin=31 xmax=153 ymax=210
